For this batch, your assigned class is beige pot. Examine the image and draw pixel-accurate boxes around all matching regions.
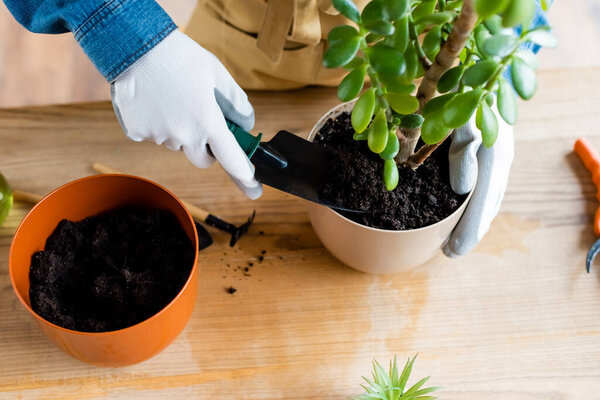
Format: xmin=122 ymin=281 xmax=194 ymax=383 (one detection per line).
xmin=306 ymin=101 xmax=473 ymax=274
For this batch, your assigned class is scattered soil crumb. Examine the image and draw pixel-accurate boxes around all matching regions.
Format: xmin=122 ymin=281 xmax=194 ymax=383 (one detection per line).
xmin=226 ymin=286 xmax=237 ymax=294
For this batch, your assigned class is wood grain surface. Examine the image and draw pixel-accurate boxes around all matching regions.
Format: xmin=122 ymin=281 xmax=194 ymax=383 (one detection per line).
xmin=1 ymin=69 xmax=600 ymax=399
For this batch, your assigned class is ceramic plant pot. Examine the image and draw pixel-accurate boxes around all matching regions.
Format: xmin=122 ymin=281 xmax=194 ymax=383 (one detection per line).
xmin=9 ymin=174 xmax=199 ymax=366
xmin=306 ymin=101 xmax=473 ymax=274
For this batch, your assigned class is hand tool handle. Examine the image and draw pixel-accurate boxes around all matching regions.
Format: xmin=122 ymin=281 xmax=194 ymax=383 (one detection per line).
xmin=92 ymin=163 xmax=210 ymax=221
xmin=12 ymin=190 xmax=43 ymax=204
xmin=574 ymin=137 xmax=600 ymax=236
xmin=226 ymin=120 xmax=262 ymax=158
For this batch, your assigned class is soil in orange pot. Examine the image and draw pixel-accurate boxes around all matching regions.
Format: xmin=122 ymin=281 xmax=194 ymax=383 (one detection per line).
xmin=29 ymin=206 xmax=194 ymax=332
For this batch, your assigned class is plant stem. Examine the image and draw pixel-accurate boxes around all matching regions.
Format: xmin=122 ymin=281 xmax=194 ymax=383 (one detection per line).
xmin=416 ymin=0 xmax=478 ymax=111
xmin=409 ymin=20 xmax=433 ymax=71
xmin=407 ymin=44 xmax=518 ymax=169
xmin=397 ymin=0 xmax=478 ymax=166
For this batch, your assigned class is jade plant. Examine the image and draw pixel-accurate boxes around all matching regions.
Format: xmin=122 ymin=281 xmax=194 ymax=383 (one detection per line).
xmin=355 ymin=355 xmax=439 ymax=400
xmin=323 ymin=0 xmax=554 ymax=190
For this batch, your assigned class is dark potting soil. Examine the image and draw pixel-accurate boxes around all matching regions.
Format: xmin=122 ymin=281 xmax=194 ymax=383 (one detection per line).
xmin=29 ymin=206 xmax=194 ymax=332
xmin=314 ymin=112 xmax=466 ymax=230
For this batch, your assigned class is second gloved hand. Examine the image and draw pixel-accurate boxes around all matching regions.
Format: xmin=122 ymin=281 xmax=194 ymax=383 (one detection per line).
xmin=444 ymin=105 xmax=515 ymax=257
xmin=111 ymin=29 xmax=262 ymax=199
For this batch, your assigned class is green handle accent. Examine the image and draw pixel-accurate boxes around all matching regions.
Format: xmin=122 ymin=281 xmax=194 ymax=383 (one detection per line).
xmin=226 ymin=120 xmax=262 ymax=158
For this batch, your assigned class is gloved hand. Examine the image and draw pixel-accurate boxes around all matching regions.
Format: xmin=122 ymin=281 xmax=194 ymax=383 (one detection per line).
xmin=111 ymin=30 xmax=262 ymax=199
xmin=443 ymin=105 xmax=514 ymax=257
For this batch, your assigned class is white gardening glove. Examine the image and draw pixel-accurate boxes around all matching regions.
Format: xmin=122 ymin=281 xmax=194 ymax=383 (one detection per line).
xmin=443 ymin=105 xmax=514 ymax=257
xmin=111 ymin=30 xmax=262 ymax=199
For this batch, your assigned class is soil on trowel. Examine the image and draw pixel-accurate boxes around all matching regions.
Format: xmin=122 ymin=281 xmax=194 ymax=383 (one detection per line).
xmin=314 ymin=112 xmax=467 ymax=230
xmin=29 ymin=206 xmax=194 ymax=332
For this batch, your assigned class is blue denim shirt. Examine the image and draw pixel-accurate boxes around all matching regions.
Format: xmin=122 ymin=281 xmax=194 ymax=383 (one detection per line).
xmin=3 ymin=0 xmax=550 ymax=83
xmin=3 ymin=0 xmax=176 ymax=82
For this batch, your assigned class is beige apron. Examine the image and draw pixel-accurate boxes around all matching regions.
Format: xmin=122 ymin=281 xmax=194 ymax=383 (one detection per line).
xmin=185 ymin=0 xmax=368 ymax=90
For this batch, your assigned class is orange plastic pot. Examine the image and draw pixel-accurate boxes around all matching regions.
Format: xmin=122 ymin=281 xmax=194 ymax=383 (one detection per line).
xmin=9 ymin=174 xmax=199 ymax=367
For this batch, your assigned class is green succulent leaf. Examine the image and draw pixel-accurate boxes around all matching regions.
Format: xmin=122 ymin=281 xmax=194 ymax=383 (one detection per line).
xmin=338 ymin=65 xmax=366 ymax=101
xmin=0 ymin=173 xmax=13 ymax=225
xmin=393 ymin=16 xmax=410 ymax=53
xmin=458 ymin=47 xmax=468 ymax=63
xmin=328 ymin=25 xmax=359 ymax=45
xmin=368 ymin=109 xmax=389 ymax=153
xmin=398 ymin=356 xmax=417 ymax=392
xmin=353 ymin=125 xmax=370 ymax=140
xmin=366 ymin=33 xmax=384 ymax=43
xmin=403 ymin=43 xmax=419 ymax=82
xmin=362 ymin=0 xmax=387 ymax=22
xmin=411 ymin=0 xmax=436 ymax=21
xmin=380 ymin=158 xmax=400 ymax=191
xmin=365 ymin=20 xmax=395 ymax=35
xmin=383 ymin=159 xmax=399 ymax=190
xmin=344 ymin=57 xmax=365 ymax=69
xmin=422 ymin=92 xmax=456 ymax=118
xmin=524 ymin=29 xmax=557 ymax=48
xmin=323 ymin=37 xmax=361 ymax=68
xmin=380 ymin=75 xmax=416 ymax=94
xmin=485 ymin=92 xmax=495 ymax=107
xmin=476 ymin=102 xmax=499 ymax=147
xmin=442 ymin=89 xmax=483 ymax=128
xmin=421 ymin=112 xmax=451 ymax=144
xmin=386 ymin=93 xmax=419 ymax=114
xmin=497 ymin=78 xmax=517 ymax=124
xmin=400 ymin=113 xmax=424 ymax=129
xmin=402 ymin=376 xmax=430 ymax=397
xmin=369 ymin=45 xmax=406 ymax=76
xmin=502 ymin=0 xmax=536 ymax=28
xmin=445 ymin=0 xmax=463 ymax=9
xmin=380 ymin=130 xmax=400 ymax=160
xmin=483 ymin=15 xmax=504 ymax=35
xmin=383 ymin=0 xmax=409 ymax=20
xmin=475 ymin=0 xmax=511 ymax=18
xmin=511 ymin=57 xmax=537 ymax=99
xmin=475 ymin=25 xmax=492 ymax=55
xmin=414 ymin=11 xmax=455 ymax=26
xmin=482 ymin=34 xmax=519 ymax=58
xmin=514 ymin=50 xmax=539 ymax=70
xmin=422 ymin=25 xmax=442 ymax=61
xmin=352 ymin=88 xmax=376 ymax=133
xmin=462 ymin=60 xmax=498 ymax=86
xmin=438 ymin=65 xmax=465 ymax=93
xmin=332 ymin=0 xmax=361 ymax=23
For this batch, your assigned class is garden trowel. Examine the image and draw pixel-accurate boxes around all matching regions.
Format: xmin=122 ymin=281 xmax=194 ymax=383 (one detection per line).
xmin=227 ymin=121 xmax=364 ymax=213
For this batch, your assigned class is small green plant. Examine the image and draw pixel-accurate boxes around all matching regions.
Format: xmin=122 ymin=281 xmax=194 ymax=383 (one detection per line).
xmin=323 ymin=0 xmax=554 ymax=190
xmin=355 ymin=355 xmax=439 ymax=400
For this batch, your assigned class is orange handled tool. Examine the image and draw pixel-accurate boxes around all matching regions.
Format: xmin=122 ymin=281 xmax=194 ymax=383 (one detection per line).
xmin=574 ymin=137 xmax=600 ymax=272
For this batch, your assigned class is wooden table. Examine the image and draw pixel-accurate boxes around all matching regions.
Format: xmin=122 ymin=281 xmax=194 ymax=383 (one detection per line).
xmin=0 ymin=69 xmax=599 ymax=399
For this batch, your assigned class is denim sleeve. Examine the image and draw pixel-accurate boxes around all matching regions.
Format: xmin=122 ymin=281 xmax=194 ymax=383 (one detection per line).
xmin=3 ymin=0 xmax=177 ymax=82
